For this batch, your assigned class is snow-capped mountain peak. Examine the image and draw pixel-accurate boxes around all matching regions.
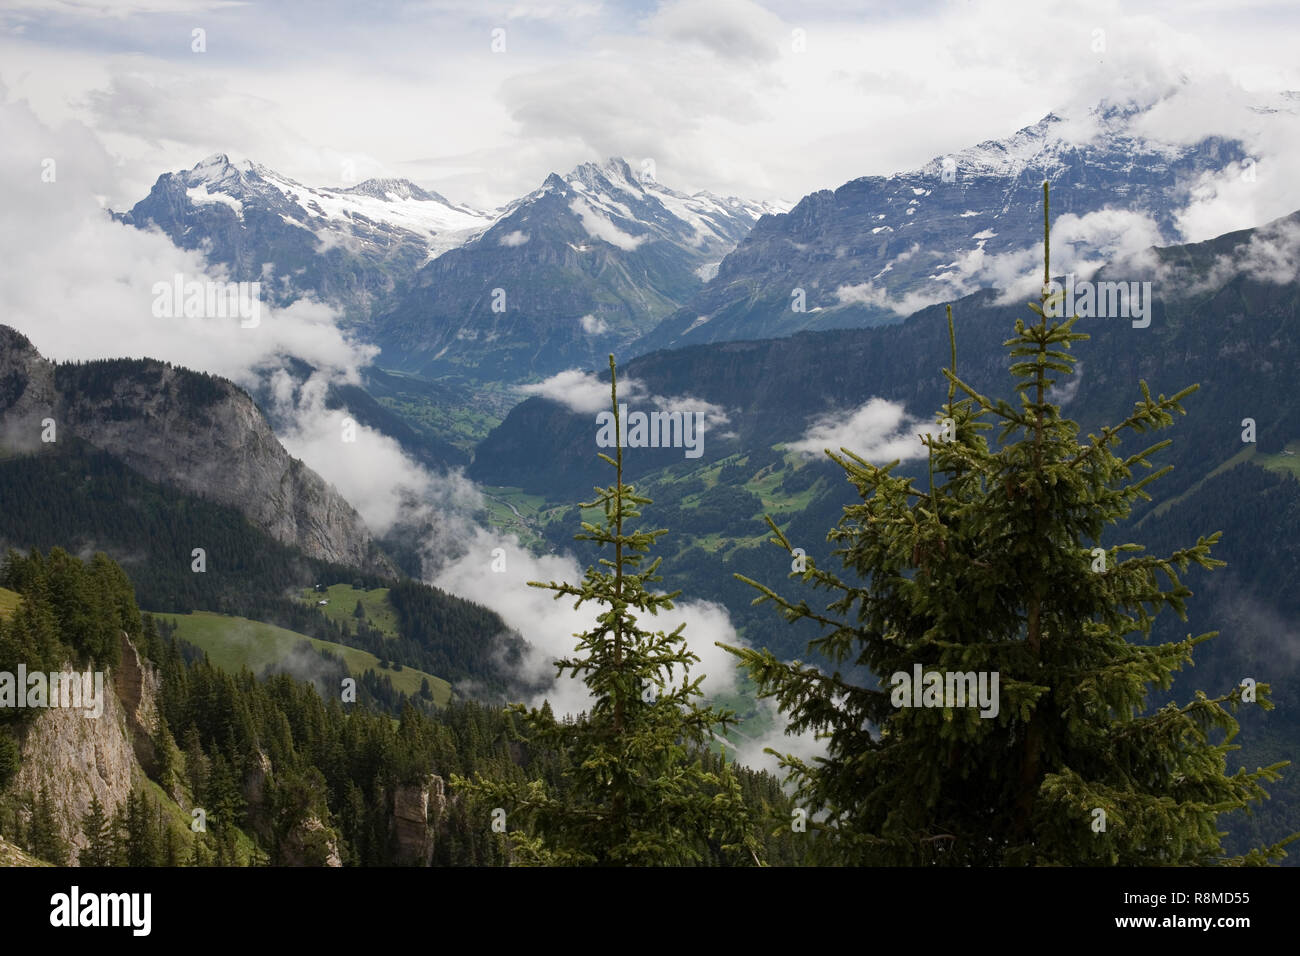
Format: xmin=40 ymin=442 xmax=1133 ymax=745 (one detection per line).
xmin=638 ymin=91 xmax=1298 ymax=352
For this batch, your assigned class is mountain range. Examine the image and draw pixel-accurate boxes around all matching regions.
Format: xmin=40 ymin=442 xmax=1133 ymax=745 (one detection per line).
xmin=117 ymin=154 xmax=786 ymax=379
xmin=115 ymin=154 xmax=494 ymax=324
xmin=7 ymin=87 xmax=1296 ymax=864
xmin=632 ymin=100 xmax=1277 ymax=351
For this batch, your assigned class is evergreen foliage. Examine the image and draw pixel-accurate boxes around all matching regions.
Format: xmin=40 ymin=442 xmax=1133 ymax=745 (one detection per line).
xmin=78 ymin=794 xmax=114 ymax=867
xmin=0 ymin=548 xmax=798 ymax=866
xmin=724 ymin=184 xmax=1297 ymax=865
xmin=454 ymin=355 xmax=767 ymax=866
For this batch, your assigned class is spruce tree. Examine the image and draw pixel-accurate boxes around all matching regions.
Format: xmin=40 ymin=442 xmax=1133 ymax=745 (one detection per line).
xmin=28 ymin=785 xmax=68 ymax=865
xmin=453 ymin=355 xmax=762 ymax=866
xmin=120 ymin=789 xmax=165 ymax=867
xmin=0 ymin=732 xmax=18 ymax=791
xmin=108 ymin=799 xmax=129 ymax=866
xmin=78 ymin=794 xmax=114 ymax=867
xmin=725 ymin=184 xmax=1295 ymax=866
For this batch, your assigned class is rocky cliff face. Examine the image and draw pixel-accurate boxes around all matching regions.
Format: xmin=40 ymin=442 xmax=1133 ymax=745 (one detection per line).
xmin=0 ymin=325 xmax=56 ymax=454
xmin=11 ymin=635 xmax=158 ymax=862
xmin=114 ymin=632 xmax=161 ymax=777
xmin=5 ymin=627 xmax=352 ymax=867
xmin=389 ymin=773 xmax=445 ymax=866
xmin=0 ymin=326 xmax=392 ymax=575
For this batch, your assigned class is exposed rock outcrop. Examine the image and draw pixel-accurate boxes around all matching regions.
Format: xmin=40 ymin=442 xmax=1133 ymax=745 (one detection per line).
xmin=241 ymin=750 xmax=273 ymax=841
xmin=0 ymin=327 xmax=56 ymax=454
xmin=280 ymin=815 xmax=342 ymax=867
xmin=389 ymin=773 xmax=445 ymax=866
xmin=114 ymin=631 xmax=161 ymax=776
xmin=12 ymin=658 xmax=140 ymax=862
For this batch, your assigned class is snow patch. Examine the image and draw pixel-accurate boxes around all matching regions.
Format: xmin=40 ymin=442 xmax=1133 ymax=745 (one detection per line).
xmin=568 ymin=197 xmax=645 ymax=251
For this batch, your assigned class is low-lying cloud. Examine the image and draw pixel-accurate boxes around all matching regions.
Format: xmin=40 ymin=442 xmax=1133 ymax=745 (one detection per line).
xmin=789 ymin=397 xmax=928 ymax=462
xmin=430 ymin=523 xmax=747 ymax=717
xmin=519 ymin=368 xmax=731 ymax=428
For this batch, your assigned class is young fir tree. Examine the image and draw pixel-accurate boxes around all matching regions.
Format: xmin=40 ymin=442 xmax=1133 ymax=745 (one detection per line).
xmin=28 ymin=785 xmax=68 ymax=865
xmin=78 ymin=794 xmax=115 ymax=867
xmin=453 ymin=355 xmax=762 ymax=866
xmin=724 ymin=184 xmax=1295 ymax=866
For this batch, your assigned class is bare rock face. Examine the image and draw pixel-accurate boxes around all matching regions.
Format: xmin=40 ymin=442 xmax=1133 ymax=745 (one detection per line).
xmin=0 ymin=325 xmax=392 ymax=575
xmin=390 ymin=773 xmax=445 ymax=866
xmin=280 ymin=815 xmax=342 ymax=867
xmin=242 ymin=750 xmax=272 ymax=809
xmin=240 ymin=750 xmax=274 ymax=841
xmin=13 ymin=659 xmax=138 ymax=863
xmin=0 ymin=327 xmax=56 ymax=454
xmin=114 ymin=631 xmax=161 ymax=775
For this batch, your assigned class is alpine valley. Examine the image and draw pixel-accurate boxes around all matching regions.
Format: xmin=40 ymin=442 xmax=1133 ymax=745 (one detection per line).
xmin=3 ymin=85 xmax=1299 ymax=868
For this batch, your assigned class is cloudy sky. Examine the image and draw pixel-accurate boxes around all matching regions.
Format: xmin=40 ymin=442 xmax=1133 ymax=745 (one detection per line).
xmin=3 ymin=0 xmax=1299 ymax=210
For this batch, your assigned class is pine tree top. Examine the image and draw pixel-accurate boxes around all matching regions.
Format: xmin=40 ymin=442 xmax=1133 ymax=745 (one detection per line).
xmin=724 ymin=183 xmax=1295 ymax=866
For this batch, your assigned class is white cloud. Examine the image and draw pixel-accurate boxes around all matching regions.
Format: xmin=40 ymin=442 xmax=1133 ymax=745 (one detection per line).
xmin=1175 ymin=158 xmax=1288 ymax=243
xmin=0 ymin=98 xmax=374 ymax=386
xmin=4 ymin=0 xmax=243 ymax=16
xmin=431 ymin=525 xmax=750 ymax=717
xmin=518 ymin=368 xmax=730 ymax=432
xmin=498 ymin=229 xmax=529 ymax=246
xmin=1047 ymin=361 xmax=1083 ymax=407
xmin=789 ymin=397 xmax=928 ymax=462
xmin=726 ymin=695 xmax=828 ymax=782
xmin=646 ymin=0 xmax=785 ymax=65
xmin=518 ymin=368 xmax=640 ymax=413
xmin=833 ymin=281 xmax=892 ymax=309
xmin=5 ymin=0 xmax=1300 ymax=216
xmin=266 ymin=371 xmax=450 ymax=535
xmin=579 ymin=313 xmax=607 ymax=333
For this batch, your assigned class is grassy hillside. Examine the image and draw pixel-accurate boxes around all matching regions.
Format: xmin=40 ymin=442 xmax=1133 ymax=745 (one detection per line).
xmin=301 ymin=583 xmax=401 ymax=638
xmin=158 ymin=610 xmax=452 ymax=706
xmin=1257 ymin=440 xmax=1300 ymax=478
xmin=139 ymin=777 xmax=263 ymax=866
